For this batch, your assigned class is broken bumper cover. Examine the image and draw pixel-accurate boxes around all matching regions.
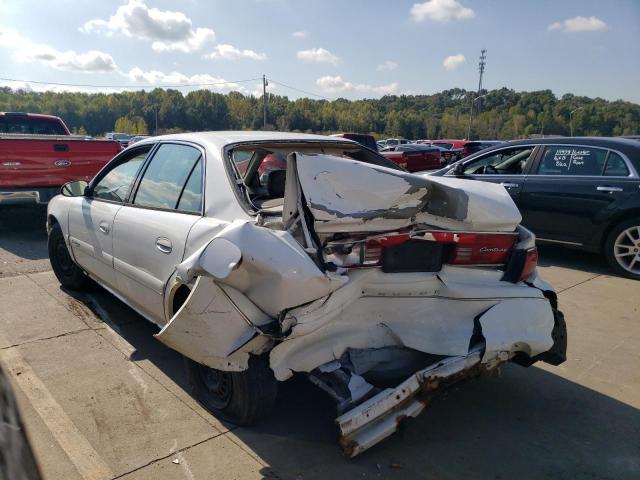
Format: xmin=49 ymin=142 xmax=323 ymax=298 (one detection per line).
xmin=336 ymin=306 xmax=567 ymax=458
xmin=337 ymin=345 xmax=494 ymax=458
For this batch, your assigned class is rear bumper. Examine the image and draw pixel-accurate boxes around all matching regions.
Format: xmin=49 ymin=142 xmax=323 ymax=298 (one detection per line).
xmin=337 ymin=307 xmax=567 ymax=457
xmin=0 ymin=187 xmax=59 ymax=205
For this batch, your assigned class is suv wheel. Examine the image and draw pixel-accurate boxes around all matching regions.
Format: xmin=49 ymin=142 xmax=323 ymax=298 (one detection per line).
xmin=604 ymin=218 xmax=640 ymax=280
xmin=48 ymin=223 xmax=89 ymax=290
xmin=184 ymin=354 xmax=277 ymax=426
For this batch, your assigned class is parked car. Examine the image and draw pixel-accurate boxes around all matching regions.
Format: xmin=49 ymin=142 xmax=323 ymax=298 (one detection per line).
xmin=47 ymin=131 xmax=566 ymax=457
xmin=330 ymin=133 xmax=377 ymax=151
xmin=384 ymin=138 xmax=409 ymax=146
xmin=461 ymin=140 xmax=504 ymax=158
xmin=105 ymin=132 xmax=131 ymax=148
xmin=0 ymin=112 xmax=122 ymax=205
xmin=380 ymin=143 xmax=444 ymax=171
xmin=433 ymin=137 xmax=640 ymax=279
xmin=430 ymin=139 xmax=468 ymax=161
xmin=376 ymin=140 xmax=387 ymax=150
xmin=128 ymin=135 xmax=151 ymax=146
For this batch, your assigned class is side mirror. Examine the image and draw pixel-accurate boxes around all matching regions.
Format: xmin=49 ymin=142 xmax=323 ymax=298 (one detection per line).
xmin=61 ymin=180 xmax=89 ymax=197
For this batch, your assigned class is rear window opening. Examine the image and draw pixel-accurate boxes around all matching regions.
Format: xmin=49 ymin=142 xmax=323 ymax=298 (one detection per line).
xmin=226 ymin=142 xmax=401 ymax=214
xmin=0 ymin=115 xmax=67 ymax=135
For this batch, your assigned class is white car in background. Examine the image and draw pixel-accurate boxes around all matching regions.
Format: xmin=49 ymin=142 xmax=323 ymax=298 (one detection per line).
xmin=47 ymin=131 xmax=567 ymax=457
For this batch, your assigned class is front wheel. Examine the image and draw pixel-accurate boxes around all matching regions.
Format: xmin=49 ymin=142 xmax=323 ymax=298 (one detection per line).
xmin=184 ymin=355 xmax=277 ymax=426
xmin=48 ymin=223 xmax=89 ymax=290
xmin=604 ymin=218 xmax=640 ymax=280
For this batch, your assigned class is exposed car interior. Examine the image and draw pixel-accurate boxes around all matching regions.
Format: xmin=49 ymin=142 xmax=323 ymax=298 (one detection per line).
xmin=227 ymin=142 xmax=401 ymax=213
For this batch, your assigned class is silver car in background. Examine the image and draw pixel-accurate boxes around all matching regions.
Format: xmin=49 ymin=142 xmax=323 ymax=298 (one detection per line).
xmin=47 ymin=131 xmax=567 ymax=457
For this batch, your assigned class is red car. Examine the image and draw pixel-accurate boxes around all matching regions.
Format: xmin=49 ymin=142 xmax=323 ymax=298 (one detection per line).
xmin=379 ymin=144 xmax=444 ymax=171
xmin=0 ymin=112 xmax=121 ymax=205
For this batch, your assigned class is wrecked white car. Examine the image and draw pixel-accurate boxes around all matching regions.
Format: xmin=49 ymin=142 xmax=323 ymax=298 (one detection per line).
xmin=47 ymin=131 xmax=567 ymax=457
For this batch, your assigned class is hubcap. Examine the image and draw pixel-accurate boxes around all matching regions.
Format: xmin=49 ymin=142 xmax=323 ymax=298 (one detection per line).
xmin=613 ymin=225 xmax=640 ymax=275
xmin=198 ymin=366 xmax=232 ymax=409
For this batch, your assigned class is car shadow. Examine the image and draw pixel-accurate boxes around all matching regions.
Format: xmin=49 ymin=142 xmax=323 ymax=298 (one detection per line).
xmin=0 ymin=206 xmax=48 ymax=261
xmin=71 ymin=284 xmax=639 ymax=480
xmin=537 ymin=243 xmax=612 ymax=276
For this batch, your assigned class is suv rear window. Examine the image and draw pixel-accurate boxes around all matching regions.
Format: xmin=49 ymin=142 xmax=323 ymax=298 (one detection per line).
xmin=0 ymin=116 xmax=67 ymax=135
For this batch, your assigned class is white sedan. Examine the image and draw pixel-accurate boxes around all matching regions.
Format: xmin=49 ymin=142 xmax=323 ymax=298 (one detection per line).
xmin=47 ymin=131 xmax=567 ymax=457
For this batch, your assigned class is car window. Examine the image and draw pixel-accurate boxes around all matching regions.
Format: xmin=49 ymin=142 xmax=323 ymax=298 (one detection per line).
xmin=604 ymin=152 xmax=630 ymax=176
xmin=0 ymin=116 xmax=67 ymax=135
xmin=176 ymin=159 xmax=203 ymax=213
xmin=433 ymin=142 xmax=453 ymax=149
xmin=537 ymin=146 xmax=607 ymax=176
xmin=463 ymin=147 xmax=533 ymax=175
xmin=92 ymin=152 xmax=147 ymax=202
xmin=134 ymin=143 xmax=202 ymax=211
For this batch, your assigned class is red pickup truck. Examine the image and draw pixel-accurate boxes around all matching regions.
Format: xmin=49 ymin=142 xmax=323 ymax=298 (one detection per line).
xmin=0 ymin=112 xmax=121 ymax=205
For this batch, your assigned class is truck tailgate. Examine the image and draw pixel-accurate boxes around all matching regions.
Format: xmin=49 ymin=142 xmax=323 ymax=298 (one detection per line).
xmin=0 ymin=136 xmax=120 ymax=188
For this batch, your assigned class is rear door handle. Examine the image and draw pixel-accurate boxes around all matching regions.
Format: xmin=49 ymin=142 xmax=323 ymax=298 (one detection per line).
xmin=98 ymin=222 xmax=110 ymax=234
xmin=596 ymin=186 xmax=623 ymax=193
xmin=500 ymin=182 xmax=520 ymax=188
xmin=155 ymin=237 xmax=172 ymax=254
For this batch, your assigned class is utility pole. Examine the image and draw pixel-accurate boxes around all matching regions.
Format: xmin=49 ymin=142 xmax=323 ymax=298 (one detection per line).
xmin=263 ymin=74 xmax=268 ymax=129
xmin=154 ymin=106 xmax=158 ymax=135
xmin=466 ymin=49 xmax=487 ymax=140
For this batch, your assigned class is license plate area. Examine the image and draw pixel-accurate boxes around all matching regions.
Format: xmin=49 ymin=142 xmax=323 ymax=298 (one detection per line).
xmin=381 ymin=240 xmax=446 ymax=273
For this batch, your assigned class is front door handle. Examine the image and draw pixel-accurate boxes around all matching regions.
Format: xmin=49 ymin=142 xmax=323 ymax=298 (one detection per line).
xmin=596 ymin=186 xmax=623 ymax=193
xmin=155 ymin=237 xmax=172 ymax=254
xmin=98 ymin=222 xmax=110 ymax=234
xmin=500 ymin=182 xmax=520 ymax=188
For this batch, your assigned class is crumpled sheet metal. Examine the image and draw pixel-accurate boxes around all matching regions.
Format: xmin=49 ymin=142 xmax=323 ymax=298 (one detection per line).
xmin=293 ymin=153 xmax=521 ymax=233
xmin=175 ymin=219 xmax=341 ymax=318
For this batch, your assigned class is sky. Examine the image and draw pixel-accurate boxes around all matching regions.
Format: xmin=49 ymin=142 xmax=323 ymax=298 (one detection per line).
xmin=1 ymin=0 xmax=639 ymax=102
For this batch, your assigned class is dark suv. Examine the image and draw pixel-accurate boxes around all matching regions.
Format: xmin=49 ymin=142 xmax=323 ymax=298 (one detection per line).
xmin=433 ymin=137 xmax=640 ymax=279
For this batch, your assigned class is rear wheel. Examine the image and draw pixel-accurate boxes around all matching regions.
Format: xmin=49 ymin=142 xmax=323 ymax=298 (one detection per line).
xmin=184 ymin=354 xmax=277 ymax=426
xmin=604 ymin=218 xmax=640 ymax=280
xmin=48 ymin=222 xmax=88 ymax=290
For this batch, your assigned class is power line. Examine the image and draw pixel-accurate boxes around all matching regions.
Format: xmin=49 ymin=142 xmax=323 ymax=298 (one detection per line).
xmin=0 ymin=76 xmax=262 ymax=89
xmin=267 ymin=78 xmax=334 ymax=100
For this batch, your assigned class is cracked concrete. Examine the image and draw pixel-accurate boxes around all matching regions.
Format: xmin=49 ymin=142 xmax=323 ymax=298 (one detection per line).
xmin=0 ymin=207 xmax=638 ymax=480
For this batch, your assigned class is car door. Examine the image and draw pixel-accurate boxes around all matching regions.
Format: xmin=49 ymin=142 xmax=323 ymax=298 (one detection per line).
xmin=450 ymin=145 xmax=540 ymax=203
xmin=67 ymin=147 xmax=150 ymax=289
xmin=517 ymin=145 xmax=635 ymax=245
xmin=111 ymin=142 xmax=204 ymax=324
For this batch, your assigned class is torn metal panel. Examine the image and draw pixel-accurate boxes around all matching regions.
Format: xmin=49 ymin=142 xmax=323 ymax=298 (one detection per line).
xmin=478 ymin=298 xmax=555 ymax=362
xmin=293 ymin=153 xmax=521 ymax=233
xmin=336 ymin=345 xmax=498 ymax=458
xmin=176 ymin=220 xmax=344 ymax=317
xmin=155 ymin=276 xmax=272 ymax=370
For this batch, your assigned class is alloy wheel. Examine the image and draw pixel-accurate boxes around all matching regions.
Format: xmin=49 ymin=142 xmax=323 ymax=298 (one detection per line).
xmin=613 ymin=225 xmax=640 ymax=275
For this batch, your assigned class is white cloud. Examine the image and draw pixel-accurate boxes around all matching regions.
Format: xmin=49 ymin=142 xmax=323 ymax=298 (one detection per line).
xmin=80 ymin=0 xmax=215 ymax=52
xmin=205 ymin=44 xmax=267 ymax=61
xmin=377 ymin=60 xmax=398 ymax=71
xmin=297 ymin=47 xmax=339 ymax=65
xmin=410 ymin=0 xmax=475 ymax=22
xmin=316 ymin=75 xmax=398 ymax=96
xmin=548 ymin=16 xmax=607 ymax=33
xmin=443 ymin=53 xmax=465 ymax=70
xmin=292 ymin=31 xmax=309 ymax=39
xmin=126 ymin=67 xmax=246 ymax=93
xmin=0 ymin=27 xmax=117 ymax=72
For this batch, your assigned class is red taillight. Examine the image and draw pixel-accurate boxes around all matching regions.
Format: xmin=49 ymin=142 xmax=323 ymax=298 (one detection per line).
xmin=358 ymin=231 xmax=516 ymax=267
xmin=518 ymin=247 xmax=538 ymax=281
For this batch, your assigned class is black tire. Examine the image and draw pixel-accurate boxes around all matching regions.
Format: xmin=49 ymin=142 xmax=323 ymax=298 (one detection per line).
xmin=184 ymin=355 xmax=277 ymax=426
xmin=48 ymin=222 xmax=88 ymax=290
xmin=604 ymin=217 xmax=640 ymax=280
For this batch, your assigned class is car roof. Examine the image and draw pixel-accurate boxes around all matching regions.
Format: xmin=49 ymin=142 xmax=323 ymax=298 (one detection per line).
xmin=484 ymin=136 xmax=640 ymax=157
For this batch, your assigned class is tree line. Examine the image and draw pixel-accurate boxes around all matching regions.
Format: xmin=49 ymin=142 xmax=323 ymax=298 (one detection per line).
xmin=0 ymin=86 xmax=638 ymax=139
